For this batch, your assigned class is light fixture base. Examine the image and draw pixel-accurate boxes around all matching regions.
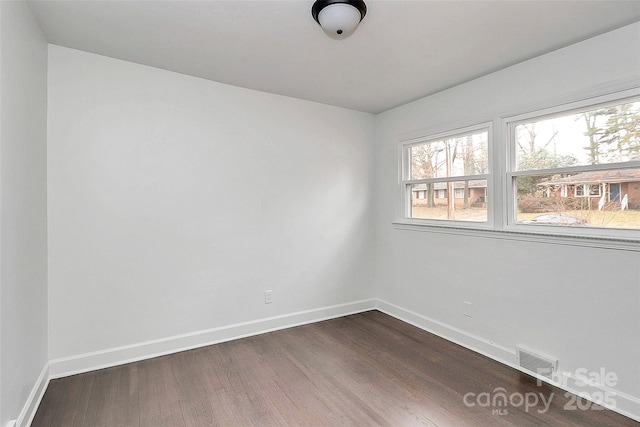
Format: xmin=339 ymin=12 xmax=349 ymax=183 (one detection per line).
xmin=312 ymin=0 xmax=367 ymax=39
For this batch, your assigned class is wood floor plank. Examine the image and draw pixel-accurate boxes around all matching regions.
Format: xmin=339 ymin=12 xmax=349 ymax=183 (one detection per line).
xmin=83 ymin=368 xmax=119 ymax=427
xmin=271 ymin=331 xmax=375 ymax=426
xmin=170 ymin=350 xmax=216 ymax=426
xmin=111 ymin=363 xmax=140 ymax=426
xmin=55 ymin=373 xmax=95 ymax=427
xmin=154 ymin=355 xmax=188 ymax=427
xmin=31 ymin=311 xmax=640 ymax=427
xmin=216 ymin=339 xmax=293 ymax=426
xmin=137 ymin=357 xmax=163 ymax=427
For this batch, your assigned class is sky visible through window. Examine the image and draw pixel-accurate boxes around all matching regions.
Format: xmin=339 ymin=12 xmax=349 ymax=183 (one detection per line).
xmin=516 ymin=101 xmax=640 ymax=170
xmin=410 ymin=131 xmax=488 ymax=180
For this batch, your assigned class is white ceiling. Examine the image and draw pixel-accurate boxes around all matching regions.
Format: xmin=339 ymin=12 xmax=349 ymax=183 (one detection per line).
xmin=27 ymin=0 xmax=640 ymax=114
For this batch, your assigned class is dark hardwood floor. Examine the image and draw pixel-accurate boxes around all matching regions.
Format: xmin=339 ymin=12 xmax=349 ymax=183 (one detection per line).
xmin=32 ymin=311 xmax=638 ymax=426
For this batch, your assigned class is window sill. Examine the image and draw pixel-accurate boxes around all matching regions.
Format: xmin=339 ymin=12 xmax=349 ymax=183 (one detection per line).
xmin=392 ymin=221 xmax=640 ymax=252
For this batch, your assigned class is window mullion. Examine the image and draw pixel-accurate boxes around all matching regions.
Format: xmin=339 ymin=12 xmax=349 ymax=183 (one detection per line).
xmin=509 ymin=160 xmax=640 ymax=177
xmin=403 ymin=174 xmax=490 ymax=186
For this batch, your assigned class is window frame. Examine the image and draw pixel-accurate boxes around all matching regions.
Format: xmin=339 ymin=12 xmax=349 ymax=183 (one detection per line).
xmin=504 ymin=91 xmax=640 ymax=241
xmin=397 ymin=122 xmax=494 ymax=230
xmin=394 ymin=89 xmax=640 ymax=248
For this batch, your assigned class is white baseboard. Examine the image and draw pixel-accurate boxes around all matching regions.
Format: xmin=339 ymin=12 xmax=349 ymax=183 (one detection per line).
xmin=374 ymin=298 xmax=640 ymax=422
xmin=49 ymin=299 xmax=377 ymax=379
xmin=16 ymin=363 xmax=49 ymax=427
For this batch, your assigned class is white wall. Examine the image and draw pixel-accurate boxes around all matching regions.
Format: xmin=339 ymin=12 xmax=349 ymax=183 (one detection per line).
xmin=0 ymin=1 xmax=49 ymax=426
xmin=374 ymin=22 xmax=640 ymax=416
xmin=47 ymin=46 xmax=375 ymax=361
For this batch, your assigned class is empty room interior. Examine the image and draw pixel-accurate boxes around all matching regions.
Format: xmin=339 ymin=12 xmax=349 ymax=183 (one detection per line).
xmin=2 ymin=0 xmax=640 ymax=426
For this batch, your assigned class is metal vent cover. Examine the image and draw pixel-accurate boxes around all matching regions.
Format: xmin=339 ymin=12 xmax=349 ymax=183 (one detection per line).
xmin=517 ymin=346 xmax=558 ymax=379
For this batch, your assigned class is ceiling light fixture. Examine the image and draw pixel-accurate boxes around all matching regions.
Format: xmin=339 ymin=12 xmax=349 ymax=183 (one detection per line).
xmin=311 ymin=0 xmax=367 ymax=40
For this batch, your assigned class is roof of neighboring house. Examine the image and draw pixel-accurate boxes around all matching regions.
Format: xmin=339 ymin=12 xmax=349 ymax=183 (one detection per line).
xmin=538 ymin=168 xmax=640 ymax=186
xmin=412 ymin=180 xmax=487 ymax=191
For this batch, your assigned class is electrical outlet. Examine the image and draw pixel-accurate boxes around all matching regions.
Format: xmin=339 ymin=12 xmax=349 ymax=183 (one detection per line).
xmin=463 ymin=301 xmax=472 ymax=317
xmin=265 ymin=290 xmax=273 ymax=304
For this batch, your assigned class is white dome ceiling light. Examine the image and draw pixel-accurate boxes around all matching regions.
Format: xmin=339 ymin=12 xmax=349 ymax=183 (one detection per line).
xmin=311 ymin=0 xmax=367 ymax=40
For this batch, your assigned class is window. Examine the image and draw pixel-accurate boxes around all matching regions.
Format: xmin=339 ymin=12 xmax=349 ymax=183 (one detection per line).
xmin=507 ymin=96 xmax=640 ymax=233
xmin=573 ymin=184 xmax=602 ymax=197
xmin=396 ymin=90 xmax=639 ymax=245
xmin=399 ymin=124 xmax=490 ymax=225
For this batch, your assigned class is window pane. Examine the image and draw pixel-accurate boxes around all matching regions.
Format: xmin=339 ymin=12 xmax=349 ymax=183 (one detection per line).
xmin=515 ymin=168 xmax=640 ymax=229
xmin=409 ymin=180 xmax=487 ymax=222
xmin=515 ymin=101 xmax=640 ymax=171
xmin=410 ymin=131 xmax=488 ymax=179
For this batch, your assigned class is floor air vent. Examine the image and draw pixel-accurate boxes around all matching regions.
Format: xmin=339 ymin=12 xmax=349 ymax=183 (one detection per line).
xmin=516 ymin=346 xmax=558 ymax=379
